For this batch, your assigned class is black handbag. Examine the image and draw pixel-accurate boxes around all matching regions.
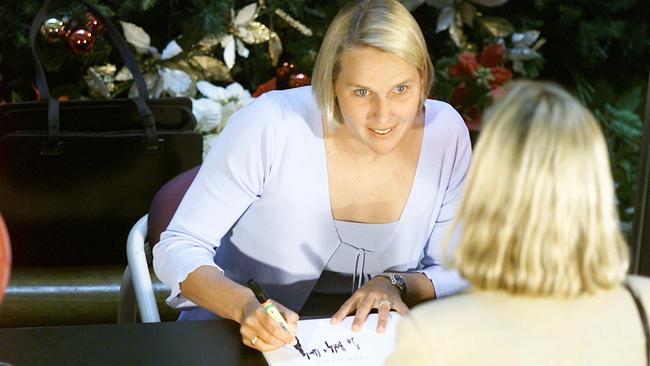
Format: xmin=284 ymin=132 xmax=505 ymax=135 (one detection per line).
xmin=0 ymin=0 xmax=203 ymax=266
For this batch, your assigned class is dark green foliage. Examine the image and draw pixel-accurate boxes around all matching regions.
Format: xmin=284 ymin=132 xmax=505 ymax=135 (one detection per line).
xmin=0 ymin=0 xmax=647 ymax=228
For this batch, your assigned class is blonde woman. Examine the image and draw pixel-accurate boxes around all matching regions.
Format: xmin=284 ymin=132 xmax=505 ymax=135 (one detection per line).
xmin=386 ymin=80 xmax=650 ymax=365
xmin=153 ymin=0 xmax=471 ymax=352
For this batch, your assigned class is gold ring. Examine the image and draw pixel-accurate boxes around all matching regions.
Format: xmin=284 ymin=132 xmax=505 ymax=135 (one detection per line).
xmin=250 ymin=336 xmax=259 ymax=345
xmin=377 ymin=299 xmax=392 ymax=310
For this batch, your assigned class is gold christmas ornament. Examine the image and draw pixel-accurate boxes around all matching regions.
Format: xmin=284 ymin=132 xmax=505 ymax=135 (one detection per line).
xmin=236 ymin=21 xmax=271 ymax=44
xmin=428 ymin=0 xmax=512 ymax=48
xmin=41 ymin=17 xmax=66 ymax=43
xmin=268 ymin=32 xmax=283 ymax=67
xmin=84 ymin=64 xmax=117 ymax=98
xmin=189 ymin=55 xmax=233 ymax=82
xmin=480 ymin=16 xmax=515 ymax=37
xmin=197 ymin=35 xmax=221 ymax=53
xmin=274 ymin=9 xmax=312 ymax=36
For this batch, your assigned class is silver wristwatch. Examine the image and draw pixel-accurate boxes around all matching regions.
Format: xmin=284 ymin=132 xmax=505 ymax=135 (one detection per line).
xmin=376 ymin=273 xmax=407 ymax=300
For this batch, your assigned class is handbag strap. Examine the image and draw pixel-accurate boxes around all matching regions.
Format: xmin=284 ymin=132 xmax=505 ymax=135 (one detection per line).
xmin=28 ymin=0 xmax=160 ymax=153
xmin=625 ymin=281 xmax=650 ymax=366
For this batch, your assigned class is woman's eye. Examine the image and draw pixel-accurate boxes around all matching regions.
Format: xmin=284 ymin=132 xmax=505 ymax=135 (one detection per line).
xmin=395 ymin=85 xmax=407 ymax=94
xmin=354 ymin=89 xmax=368 ymax=97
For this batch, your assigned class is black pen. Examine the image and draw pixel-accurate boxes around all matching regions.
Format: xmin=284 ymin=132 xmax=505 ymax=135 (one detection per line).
xmin=247 ymin=279 xmax=305 ymax=356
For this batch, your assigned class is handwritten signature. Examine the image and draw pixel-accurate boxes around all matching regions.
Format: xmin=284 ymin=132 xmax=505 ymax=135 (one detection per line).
xmin=303 ymin=337 xmax=361 ymax=360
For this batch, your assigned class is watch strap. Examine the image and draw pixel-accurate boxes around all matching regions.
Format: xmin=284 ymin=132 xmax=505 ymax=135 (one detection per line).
xmin=376 ymin=273 xmax=407 ymax=300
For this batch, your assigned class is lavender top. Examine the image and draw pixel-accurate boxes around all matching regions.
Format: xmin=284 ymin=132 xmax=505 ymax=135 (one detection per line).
xmin=153 ymin=86 xmax=471 ymax=311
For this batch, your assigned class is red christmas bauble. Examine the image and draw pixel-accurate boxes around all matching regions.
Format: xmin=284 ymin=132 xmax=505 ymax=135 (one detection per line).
xmin=67 ymin=27 xmax=96 ymax=55
xmin=289 ymin=73 xmax=311 ymax=88
xmin=275 ymin=61 xmax=295 ymax=79
xmin=85 ymin=13 xmax=104 ymax=34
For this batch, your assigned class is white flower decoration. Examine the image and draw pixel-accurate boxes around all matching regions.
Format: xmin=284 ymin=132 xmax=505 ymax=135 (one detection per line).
xmin=120 ymin=21 xmax=159 ymax=55
xmin=192 ymin=98 xmax=223 ymax=133
xmin=196 ymin=80 xmax=230 ymax=101
xmin=194 ymin=80 xmax=253 ymax=134
xmin=161 ymin=40 xmax=183 ymax=60
xmin=160 ymin=68 xmax=194 ymax=97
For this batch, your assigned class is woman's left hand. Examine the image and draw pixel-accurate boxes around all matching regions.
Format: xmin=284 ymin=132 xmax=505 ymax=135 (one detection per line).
xmin=330 ymin=277 xmax=409 ymax=333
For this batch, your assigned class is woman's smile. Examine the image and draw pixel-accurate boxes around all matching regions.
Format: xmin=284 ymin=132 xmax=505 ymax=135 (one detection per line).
xmin=368 ymin=126 xmax=394 ymax=136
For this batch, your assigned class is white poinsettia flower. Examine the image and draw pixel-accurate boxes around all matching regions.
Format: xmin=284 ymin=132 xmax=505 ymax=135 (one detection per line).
xmin=161 ymin=40 xmax=183 ymax=60
xmin=120 ymin=21 xmax=158 ymax=54
xmin=220 ymin=3 xmax=258 ymax=70
xmin=160 ymin=68 xmax=193 ymax=97
xmin=221 ymin=35 xmax=236 ymax=69
xmin=192 ymin=98 xmax=223 ymax=133
xmin=115 ymin=66 xmax=133 ymax=81
xmin=196 ymin=80 xmax=230 ymax=101
xmin=236 ymin=38 xmax=249 ymax=58
xmin=225 ymin=82 xmax=252 ymax=104
xmin=234 ymin=3 xmax=258 ymax=26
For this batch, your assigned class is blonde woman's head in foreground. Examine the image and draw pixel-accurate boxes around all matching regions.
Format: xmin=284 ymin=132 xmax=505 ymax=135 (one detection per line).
xmin=451 ymin=80 xmax=629 ymax=297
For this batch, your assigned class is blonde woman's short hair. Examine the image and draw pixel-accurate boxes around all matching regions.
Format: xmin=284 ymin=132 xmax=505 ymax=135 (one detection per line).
xmin=311 ymin=0 xmax=434 ymax=129
xmin=449 ymin=80 xmax=629 ymax=297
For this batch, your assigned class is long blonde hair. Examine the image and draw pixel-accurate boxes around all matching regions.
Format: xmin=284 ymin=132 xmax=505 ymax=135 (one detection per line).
xmin=311 ymin=0 xmax=433 ymax=129
xmin=449 ymin=80 xmax=629 ymax=297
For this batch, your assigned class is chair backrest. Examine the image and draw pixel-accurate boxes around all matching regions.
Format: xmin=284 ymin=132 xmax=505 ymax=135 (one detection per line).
xmin=118 ymin=166 xmax=200 ymax=323
xmin=0 ymin=212 xmax=11 ymax=303
xmin=147 ymin=166 xmax=201 ymax=245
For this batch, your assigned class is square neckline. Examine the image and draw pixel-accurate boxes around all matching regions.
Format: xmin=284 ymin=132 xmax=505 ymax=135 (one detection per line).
xmin=320 ymin=102 xmax=431 ymax=226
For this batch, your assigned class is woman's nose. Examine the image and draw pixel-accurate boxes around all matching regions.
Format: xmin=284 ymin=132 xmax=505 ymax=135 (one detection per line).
xmin=371 ymin=97 xmax=391 ymax=124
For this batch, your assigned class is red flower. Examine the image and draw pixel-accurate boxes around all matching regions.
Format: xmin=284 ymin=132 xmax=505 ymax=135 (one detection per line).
xmin=450 ymin=82 xmax=468 ymax=107
xmin=449 ymin=52 xmax=478 ymax=77
xmin=479 ymin=43 xmax=506 ymax=68
xmin=489 ymin=67 xmax=513 ymax=88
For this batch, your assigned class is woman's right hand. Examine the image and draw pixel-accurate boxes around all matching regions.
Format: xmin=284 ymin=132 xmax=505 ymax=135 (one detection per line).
xmin=178 ymin=267 xmax=299 ymax=351
xmin=238 ymin=297 xmax=299 ymax=352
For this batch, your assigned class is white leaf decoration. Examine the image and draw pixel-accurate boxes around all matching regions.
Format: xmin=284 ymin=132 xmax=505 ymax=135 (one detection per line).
xmin=234 ymin=3 xmax=258 ymax=26
xmin=436 ymin=6 xmax=455 ymax=33
xmin=222 ymin=35 xmax=236 ymax=69
xmin=161 ymin=40 xmax=183 ymax=60
xmin=235 ymin=38 xmax=250 ymax=58
xmin=226 ymin=82 xmax=251 ymax=101
xmin=197 ymin=80 xmax=230 ymax=101
xmin=192 ymin=98 xmax=223 ymax=133
xmin=115 ymin=66 xmax=133 ymax=81
xmin=160 ymin=68 xmax=193 ymax=97
xmin=120 ymin=21 xmax=151 ymax=54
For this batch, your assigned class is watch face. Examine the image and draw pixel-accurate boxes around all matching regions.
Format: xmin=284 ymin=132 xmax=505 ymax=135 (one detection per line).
xmin=392 ymin=273 xmax=406 ymax=287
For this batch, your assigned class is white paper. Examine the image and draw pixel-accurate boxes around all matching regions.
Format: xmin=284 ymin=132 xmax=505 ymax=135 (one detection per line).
xmin=263 ymin=313 xmax=401 ymax=366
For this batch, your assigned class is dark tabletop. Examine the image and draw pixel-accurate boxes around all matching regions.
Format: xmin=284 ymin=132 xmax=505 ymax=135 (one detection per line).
xmin=0 ymin=319 xmax=267 ymax=366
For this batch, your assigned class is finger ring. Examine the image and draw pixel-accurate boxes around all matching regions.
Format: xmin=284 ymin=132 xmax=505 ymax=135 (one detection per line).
xmin=377 ymin=299 xmax=392 ymax=309
xmin=250 ymin=336 xmax=259 ymax=345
